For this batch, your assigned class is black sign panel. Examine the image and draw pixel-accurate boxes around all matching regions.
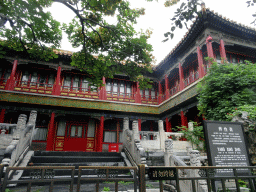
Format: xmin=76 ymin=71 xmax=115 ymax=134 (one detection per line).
xmin=148 ymin=167 xmax=176 ymax=180
xmin=203 ymin=120 xmax=251 ymax=176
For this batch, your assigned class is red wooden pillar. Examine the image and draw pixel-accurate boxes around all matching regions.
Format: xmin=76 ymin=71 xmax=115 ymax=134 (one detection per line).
xmin=138 ymin=119 xmax=141 ymax=131
xmin=158 ymin=81 xmax=162 ymax=104
xmin=165 ymin=75 xmax=170 ymax=99
xmin=5 ymin=60 xmax=18 ymax=91
xmin=0 ymin=109 xmax=6 ymax=123
xmin=138 ymin=119 xmax=142 ymax=139
xmin=46 ymin=112 xmax=56 ymax=151
xmin=100 ymin=77 xmax=107 ymax=100
xmin=197 ymin=47 xmax=205 ymax=78
xmin=135 ymin=82 xmax=141 ymax=103
xmin=180 ymin=111 xmax=188 ymax=141
xmin=206 ymin=35 xmax=214 ymax=64
xmin=165 ymin=117 xmax=172 ymax=132
xmin=180 ymin=111 xmax=188 ymax=127
xmin=179 ymin=63 xmax=184 ymax=91
xmin=52 ymin=65 xmax=62 ymax=95
xmin=219 ymin=39 xmax=227 ymax=63
xmin=97 ymin=116 xmax=104 ymax=152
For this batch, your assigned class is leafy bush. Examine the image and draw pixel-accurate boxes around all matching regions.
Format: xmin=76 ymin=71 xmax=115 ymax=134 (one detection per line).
xmin=175 ymin=122 xmax=205 ymax=151
xmin=197 ymin=60 xmax=256 ymax=121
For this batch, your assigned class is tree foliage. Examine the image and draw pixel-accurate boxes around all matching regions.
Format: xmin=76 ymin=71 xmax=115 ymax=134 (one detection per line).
xmin=197 ymin=61 xmax=256 ymax=121
xmin=0 ymin=0 xmax=154 ymax=88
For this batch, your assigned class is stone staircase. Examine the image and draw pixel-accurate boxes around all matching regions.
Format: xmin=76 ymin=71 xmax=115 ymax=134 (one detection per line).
xmin=29 ymin=151 xmax=126 ymax=167
xmin=17 ymin=151 xmax=132 ymax=184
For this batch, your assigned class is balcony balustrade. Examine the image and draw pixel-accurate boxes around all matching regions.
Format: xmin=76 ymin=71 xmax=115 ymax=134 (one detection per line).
xmin=184 ymin=71 xmax=199 ymax=88
xmin=60 ymin=85 xmax=99 ymax=99
xmin=107 ymin=91 xmax=135 ymax=103
xmin=170 ymin=85 xmax=179 ymax=97
xmin=0 ymin=66 xmax=205 ymax=105
xmin=14 ymin=80 xmax=53 ymax=95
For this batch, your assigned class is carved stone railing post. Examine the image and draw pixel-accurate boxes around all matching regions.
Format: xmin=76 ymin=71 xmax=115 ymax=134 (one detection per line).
xmin=13 ymin=114 xmax=27 ymax=140
xmin=28 ymin=110 xmax=37 ymax=145
xmin=159 ymin=120 xmax=165 ymax=150
xmin=10 ymin=114 xmax=27 ymax=167
xmin=189 ymin=150 xmax=201 ymax=177
xmin=132 ymin=120 xmax=140 ymax=142
xmin=164 ymin=139 xmax=173 ymax=166
xmin=123 ymin=117 xmax=129 ymax=148
xmin=1 ymin=129 xmax=6 ymax=135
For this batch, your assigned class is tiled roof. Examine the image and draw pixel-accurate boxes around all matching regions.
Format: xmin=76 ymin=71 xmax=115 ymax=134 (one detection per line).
xmin=154 ymin=6 xmax=256 ymax=75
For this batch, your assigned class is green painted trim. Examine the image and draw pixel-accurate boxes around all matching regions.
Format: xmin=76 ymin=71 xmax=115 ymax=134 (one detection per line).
xmin=0 ymin=83 xmax=199 ymax=115
xmin=0 ymin=92 xmax=159 ymax=114
xmin=159 ymin=83 xmax=198 ymax=114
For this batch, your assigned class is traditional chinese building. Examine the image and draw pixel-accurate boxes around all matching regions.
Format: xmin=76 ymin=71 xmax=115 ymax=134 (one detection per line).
xmin=0 ymin=5 xmax=256 ymax=153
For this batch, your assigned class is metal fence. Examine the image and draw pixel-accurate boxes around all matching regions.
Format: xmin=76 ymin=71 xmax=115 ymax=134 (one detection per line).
xmin=139 ymin=165 xmax=256 ymax=192
xmin=76 ymin=166 xmax=138 ymax=192
xmin=1 ymin=166 xmax=75 ymax=192
xmin=1 ymin=164 xmax=256 ymax=192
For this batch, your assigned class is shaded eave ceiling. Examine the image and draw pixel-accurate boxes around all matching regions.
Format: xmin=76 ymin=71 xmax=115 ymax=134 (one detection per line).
xmin=152 ymin=9 xmax=256 ymax=79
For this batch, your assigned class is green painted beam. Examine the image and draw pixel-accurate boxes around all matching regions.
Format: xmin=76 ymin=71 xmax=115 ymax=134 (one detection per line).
xmin=0 ymin=92 xmax=158 ymax=114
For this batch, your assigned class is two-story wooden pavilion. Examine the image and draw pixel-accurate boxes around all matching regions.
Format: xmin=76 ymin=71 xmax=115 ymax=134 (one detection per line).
xmin=0 ymin=5 xmax=256 ymax=152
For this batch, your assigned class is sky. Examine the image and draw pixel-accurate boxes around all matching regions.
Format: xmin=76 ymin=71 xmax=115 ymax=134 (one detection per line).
xmin=47 ymin=0 xmax=256 ymax=65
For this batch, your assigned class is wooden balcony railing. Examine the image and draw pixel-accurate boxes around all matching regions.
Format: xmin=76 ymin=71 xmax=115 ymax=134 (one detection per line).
xmin=184 ymin=71 xmax=199 ymax=88
xmin=60 ymin=86 xmax=99 ymax=99
xmin=107 ymin=91 xmax=135 ymax=103
xmin=141 ymin=96 xmax=158 ymax=105
xmin=14 ymin=80 xmax=53 ymax=95
xmin=170 ymin=85 xmax=179 ymax=97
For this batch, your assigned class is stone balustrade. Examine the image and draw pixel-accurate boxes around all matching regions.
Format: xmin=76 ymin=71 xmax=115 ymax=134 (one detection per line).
xmin=123 ymin=118 xmax=146 ymax=165
xmin=1 ymin=111 xmax=37 ymax=175
xmin=165 ymin=132 xmax=184 ymax=141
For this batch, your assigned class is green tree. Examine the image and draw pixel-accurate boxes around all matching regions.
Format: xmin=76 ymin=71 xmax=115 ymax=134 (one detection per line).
xmin=0 ymin=0 xmax=154 ymax=88
xmin=197 ymin=60 xmax=256 ymax=121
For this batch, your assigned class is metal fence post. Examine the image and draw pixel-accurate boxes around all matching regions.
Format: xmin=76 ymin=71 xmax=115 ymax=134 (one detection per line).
xmin=138 ymin=164 xmax=146 ymax=192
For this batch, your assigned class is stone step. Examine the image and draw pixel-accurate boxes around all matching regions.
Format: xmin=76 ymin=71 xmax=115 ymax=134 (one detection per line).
xmin=30 ymin=156 xmax=123 ymax=164
xmin=34 ymin=151 xmax=121 ymax=157
xmin=28 ymin=161 xmax=126 ymax=167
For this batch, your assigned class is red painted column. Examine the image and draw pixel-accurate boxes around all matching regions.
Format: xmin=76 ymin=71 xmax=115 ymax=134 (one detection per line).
xmin=100 ymin=77 xmax=107 ymax=100
xmin=97 ymin=116 xmax=104 ymax=152
xmin=46 ymin=112 xmax=56 ymax=151
xmin=197 ymin=47 xmax=205 ymax=78
xmin=219 ymin=39 xmax=227 ymax=64
xmin=5 ymin=60 xmax=18 ymax=91
xmin=165 ymin=75 xmax=170 ymax=99
xmin=158 ymin=81 xmax=162 ymax=104
xmin=165 ymin=117 xmax=172 ymax=132
xmin=138 ymin=119 xmax=141 ymax=131
xmin=180 ymin=111 xmax=188 ymax=127
xmin=180 ymin=111 xmax=188 ymax=141
xmin=206 ymin=35 xmax=214 ymax=65
xmin=179 ymin=63 xmax=184 ymax=91
xmin=138 ymin=119 xmax=142 ymax=139
xmin=52 ymin=65 xmax=62 ymax=95
xmin=135 ymin=82 xmax=141 ymax=103
xmin=0 ymin=109 xmax=6 ymax=123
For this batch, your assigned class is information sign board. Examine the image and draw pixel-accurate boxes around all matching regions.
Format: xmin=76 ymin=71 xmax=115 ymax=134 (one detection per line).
xmin=203 ymin=120 xmax=251 ymax=176
xmin=147 ymin=167 xmax=177 ymax=180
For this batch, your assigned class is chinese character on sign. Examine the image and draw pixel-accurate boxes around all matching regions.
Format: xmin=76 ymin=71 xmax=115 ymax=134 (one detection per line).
xmin=169 ymin=170 xmax=174 ymax=177
xmin=153 ymin=170 xmax=157 ymax=178
xmin=229 ymin=127 xmax=233 ymax=132
xmin=219 ymin=127 xmax=222 ymax=131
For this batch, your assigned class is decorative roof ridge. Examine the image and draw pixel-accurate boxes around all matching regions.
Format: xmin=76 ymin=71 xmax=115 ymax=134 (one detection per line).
xmin=53 ymin=49 xmax=73 ymax=56
xmin=154 ymin=4 xmax=256 ymax=70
